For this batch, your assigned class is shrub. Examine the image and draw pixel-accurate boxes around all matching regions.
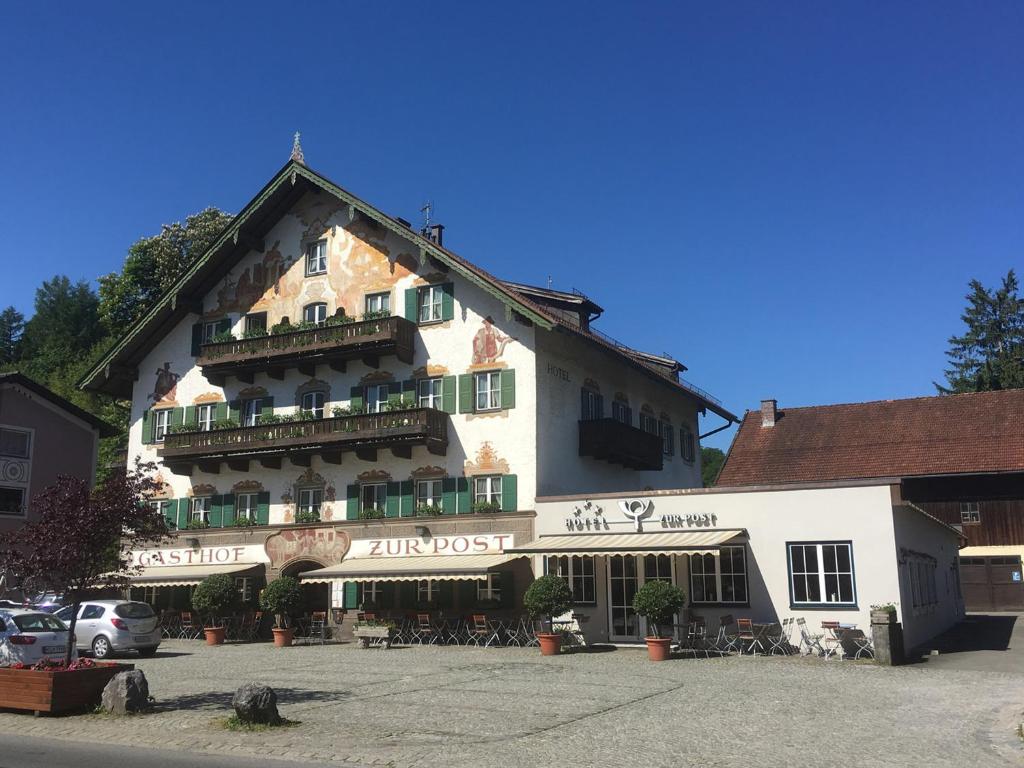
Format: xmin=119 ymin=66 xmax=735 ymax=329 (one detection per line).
xmin=210 ymin=331 xmax=236 ymax=344
xmin=632 ymin=581 xmax=685 ymax=639
xmin=471 ymin=501 xmax=501 ymax=514
xmin=232 ymin=517 xmax=256 ymax=528
xmin=415 ymin=504 xmax=443 ymax=517
xmin=185 ymin=520 xmax=210 ymax=530
xmin=358 ymin=508 xmax=385 ymax=520
xmin=242 ymin=327 xmax=269 ymax=339
xmin=259 ymin=577 xmax=303 ymax=629
xmin=192 ymin=573 xmax=240 ymax=627
xmin=270 ymin=321 xmax=293 ymax=335
xmin=294 ymin=510 xmax=320 ymax=524
xmin=523 ymin=574 xmax=572 ymax=631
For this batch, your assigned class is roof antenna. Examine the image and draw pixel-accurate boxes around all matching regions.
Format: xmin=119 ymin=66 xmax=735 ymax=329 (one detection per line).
xmin=420 ymin=201 xmax=433 ymax=231
xmin=547 ymin=275 xmax=553 ymax=290
xmin=291 ymin=132 xmax=305 ymax=164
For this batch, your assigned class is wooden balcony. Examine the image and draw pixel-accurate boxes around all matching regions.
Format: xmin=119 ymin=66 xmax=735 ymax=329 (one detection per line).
xmin=198 ymin=316 xmax=416 ymax=384
xmin=578 ymin=418 xmax=663 ymax=471
xmin=159 ymin=407 xmax=448 ymax=472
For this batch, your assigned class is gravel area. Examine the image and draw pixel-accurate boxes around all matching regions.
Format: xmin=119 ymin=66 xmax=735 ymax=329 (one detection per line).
xmin=0 ymin=640 xmax=1021 ymax=767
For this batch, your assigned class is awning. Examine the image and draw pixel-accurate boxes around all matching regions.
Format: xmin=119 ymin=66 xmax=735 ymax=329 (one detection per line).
xmin=505 ymin=529 xmax=746 ymax=557
xmin=300 ymin=554 xmax=522 ymax=583
xmin=959 ymin=545 xmax=1024 ymax=559
xmin=129 ymin=563 xmax=263 ymax=587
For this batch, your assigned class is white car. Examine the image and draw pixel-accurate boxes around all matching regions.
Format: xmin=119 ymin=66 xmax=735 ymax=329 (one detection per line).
xmin=0 ymin=609 xmax=78 ymax=666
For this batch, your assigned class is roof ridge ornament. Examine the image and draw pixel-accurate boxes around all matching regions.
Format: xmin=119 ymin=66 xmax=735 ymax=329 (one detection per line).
xmin=291 ymin=131 xmax=305 ymax=164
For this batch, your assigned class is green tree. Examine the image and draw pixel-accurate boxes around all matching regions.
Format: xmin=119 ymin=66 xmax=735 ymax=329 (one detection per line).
xmin=98 ymin=207 xmax=233 ymax=331
xmin=701 ymin=447 xmax=726 ymax=487
xmin=939 ymin=270 xmax=1024 ymax=393
xmin=0 ymin=306 xmax=24 ymax=364
xmin=18 ymin=276 xmax=103 ymax=365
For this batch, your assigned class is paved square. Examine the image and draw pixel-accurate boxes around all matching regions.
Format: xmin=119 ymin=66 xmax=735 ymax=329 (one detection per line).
xmin=0 ymin=641 xmax=1021 ymax=767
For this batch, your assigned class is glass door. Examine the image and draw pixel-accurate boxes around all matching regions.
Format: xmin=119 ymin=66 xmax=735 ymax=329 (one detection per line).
xmin=608 ymin=555 xmax=639 ymax=641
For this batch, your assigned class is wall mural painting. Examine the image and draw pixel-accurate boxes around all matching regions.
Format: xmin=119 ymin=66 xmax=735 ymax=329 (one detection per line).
xmin=472 ymin=316 xmax=515 ymax=366
xmin=464 ymin=442 xmax=509 ymax=476
xmin=265 ymin=527 xmax=351 ymax=570
xmin=150 ymin=362 xmax=181 ymax=403
xmin=214 ymin=243 xmax=298 ymax=315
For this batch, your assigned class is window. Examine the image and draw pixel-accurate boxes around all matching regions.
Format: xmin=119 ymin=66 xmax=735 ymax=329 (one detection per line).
xmin=960 ymin=502 xmax=980 ymax=524
xmin=681 ymin=425 xmax=695 ymax=462
xmin=197 ymin=404 xmax=215 ymax=432
xmin=241 ymin=399 xmax=261 ymax=427
xmin=153 ymin=409 xmax=172 ymax=442
xmin=476 ymin=574 xmax=502 ymax=602
xmin=788 ymin=542 xmax=855 ymax=606
xmin=235 ymin=577 xmax=253 ymax=603
xmin=418 ymin=285 xmax=443 ymax=323
xmin=475 ymin=371 xmax=502 ymax=411
xmin=244 ymin=312 xmax=267 ymax=334
xmin=140 ymin=586 xmax=158 ymax=606
xmin=474 ymin=476 xmax=502 ymax=506
xmin=639 ymin=413 xmax=658 ymax=435
xmin=361 ymin=483 xmax=386 ymax=514
xmin=0 ymin=487 xmax=25 ymax=516
xmin=417 ymin=580 xmax=438 ymax=603
xmin=689 ymin=553 xmax=718 ymax=603
xmin=365 ymin=292 xmax=390 ymax=316
xmin=301 ymin=391 xmax=325 ymax=418
xmin=236 ymin=493 xmax=258 ymax=522
xmin=303 ymin=302 xmax=328 ymax=325
xmin=581 ymin=389 xmax=603 ymax=421
xmin=298 ymin=488 xmax=323 ymax=519
xmin=365 ymin=383 xmax=390 ymax=414
xmin=418 ymin=377 xmax=443 ymax=409
xmin=201 ymin=321 xmax=221 ymax=344
xmin=190 ymin=497 xmax=212 ymax=524
xmin=661 ymin=420 xmax=674 ymax=456
xmin=150 ymin=499 xmax=173 ymax=526
xmin=611 ymin=400 xmax=631 ymax=425
xmin=689 ymin=549 xmax=748 ymax=605
xmin=360 ymin=581 xmax=383 ymax=606
xmin=545 ymin=556 xmax=596 ymax=605
xmin=416 ymin=479 xmax=443 ymax=511
xmin=0 ymin=428 xmax=30 ymax=458
xmin=305 ymin=239 xmax=327 ymax=275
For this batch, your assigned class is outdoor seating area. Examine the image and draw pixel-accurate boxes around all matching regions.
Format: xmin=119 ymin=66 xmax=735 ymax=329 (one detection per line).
xmin=158 ymin=610 xmax=268 ymax=642
xmin=358 ymin=612 xmax=544 ymax=648
xmin=672 ymin=614 xmax=875 ymax=661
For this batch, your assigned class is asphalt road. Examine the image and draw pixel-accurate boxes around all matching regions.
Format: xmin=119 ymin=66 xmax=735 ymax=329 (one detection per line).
xmin=0 ymin=732 xmax=331 ymax=768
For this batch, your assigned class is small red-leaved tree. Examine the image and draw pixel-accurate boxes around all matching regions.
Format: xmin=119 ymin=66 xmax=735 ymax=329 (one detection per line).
xmin=0 ymin=461 xmax=168 ymax=665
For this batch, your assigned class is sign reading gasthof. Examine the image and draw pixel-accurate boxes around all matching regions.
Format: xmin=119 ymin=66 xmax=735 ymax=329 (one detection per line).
xmin=348 ymin=533 xmax=513 ymax=559
xmin=132 ymin=544 xmax=270 ymax=567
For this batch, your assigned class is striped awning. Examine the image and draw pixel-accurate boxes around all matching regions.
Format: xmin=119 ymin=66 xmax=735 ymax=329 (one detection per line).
xmin=505 ymin=529 xmax=745 ymax=557
xmin=128 ymin=563 xmax=263 ymax=587
xmin=299 ymin=554 xmax=522 ymax=583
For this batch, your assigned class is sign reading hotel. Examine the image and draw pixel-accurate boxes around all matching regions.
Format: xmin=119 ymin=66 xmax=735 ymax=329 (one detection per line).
xmin=348 ymin=533 xmax=513 ymax=559
xmin=131 ymin=544 xmax=270 ymax=567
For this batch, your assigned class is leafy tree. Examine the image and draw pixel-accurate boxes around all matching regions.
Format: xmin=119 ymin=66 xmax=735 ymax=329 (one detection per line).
xmin=0 ymin=307 xmax=24 ymax=364
xmin=939 ymin=270 xmax=1024 ymax=393
xmin=522 ymin=574 xmax=572 ymax=632
xmin=701 ymin=447 xmax=726 ymax=487
xmin=632 ymin=580 xmax=685 ymax=638
xmin=98 ymin=208 xmax=233 ymax=331
xmin=191 ymin=574 xmax=240 ymax=629
xmin=0 ymin=461 xmax=168 ymax=664
xmin=260 ymin=577 xmax=304 ymax=629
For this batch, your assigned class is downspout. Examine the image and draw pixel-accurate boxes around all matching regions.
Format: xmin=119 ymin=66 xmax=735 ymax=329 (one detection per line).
xmin=699 ymin=416 xmax=734 ymax=441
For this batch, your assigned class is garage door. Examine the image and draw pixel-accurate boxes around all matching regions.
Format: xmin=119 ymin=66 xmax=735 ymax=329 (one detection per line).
xmin=960 ymin=556 xmax=1024 ymax=611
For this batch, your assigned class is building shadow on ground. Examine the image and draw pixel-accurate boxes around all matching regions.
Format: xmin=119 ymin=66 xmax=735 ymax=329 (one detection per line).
xmin=156 ymin=687 xmax=349 ymax=712
xmin=919 ymin=613 xmax=1017 ymax=656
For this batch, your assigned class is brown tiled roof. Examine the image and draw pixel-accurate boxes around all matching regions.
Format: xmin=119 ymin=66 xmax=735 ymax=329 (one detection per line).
xmin=716 ymin=389 xmax=1024 ymax=487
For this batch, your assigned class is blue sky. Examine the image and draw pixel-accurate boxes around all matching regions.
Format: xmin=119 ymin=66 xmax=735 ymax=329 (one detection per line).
xmin=1 ymin=2 xmax=1021 ymax=449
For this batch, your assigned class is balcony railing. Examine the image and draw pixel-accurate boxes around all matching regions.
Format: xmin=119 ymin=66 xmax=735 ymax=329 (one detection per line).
xmin=198 ymin=316 xmax=415 ymax=380
xmin=578 ymin=418 xmax=663 ymax=471
xmin=159 ymin=407 xmax=447 ymax=468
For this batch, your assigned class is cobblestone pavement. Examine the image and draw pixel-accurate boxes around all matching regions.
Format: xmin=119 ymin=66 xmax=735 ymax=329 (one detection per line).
xmin=1 ymin=641 xmax=1022 ymax=768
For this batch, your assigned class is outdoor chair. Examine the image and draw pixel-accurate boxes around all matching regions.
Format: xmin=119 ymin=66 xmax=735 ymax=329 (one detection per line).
xmin=682 ymin=618 xmax=710 ymax=658
xmin=411 ymin=613 xmax=438 ymax=645
xmin=736 ymin=618 xmax=763 ymax=655
xmin=159 ymin=611 xmax=180 ymax=639
xmin=393 ymin=617 xmax=414 ymax=645
xmin=468 ymin=614 xmax=500 ymax=647
xmin=178 ymin=611 xmax=201 ymax=640
xmin=838 ymin=628 xmax=874 ymax=660
xmin=766 ymin=618 xmax=795 ymax=655
xmin=302 ymin=611 xmax=327 ymax=645
xmin=795 ymin=618 xmax=826 ymax=656
xmin=714 ymin=614 xmax=740 ymax=654
xmin=820 ymin=621 xmax=842 ymax=659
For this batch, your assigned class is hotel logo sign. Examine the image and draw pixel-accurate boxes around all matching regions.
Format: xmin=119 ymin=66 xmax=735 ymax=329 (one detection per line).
xmin=659 ymin=513 xmax=717 ymax=529
xmin=565 ymin=500 xmax=609 ymax=531
xmin=619 ymin=499 xmax=654 ymax=532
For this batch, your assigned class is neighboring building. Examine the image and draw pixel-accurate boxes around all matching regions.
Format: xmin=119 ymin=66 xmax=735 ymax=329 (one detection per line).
xmin=80 ymin=149 xmax=733 ymax=614
xmin=0 ymin=372 xmax=116 ymax=535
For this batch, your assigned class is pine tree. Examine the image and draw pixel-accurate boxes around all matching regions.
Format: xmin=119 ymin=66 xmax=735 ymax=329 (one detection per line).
xmin=939 ymin=270 xmax=1024 ymax=393
xmin=0 ymin=306 xmax=25 ymax=365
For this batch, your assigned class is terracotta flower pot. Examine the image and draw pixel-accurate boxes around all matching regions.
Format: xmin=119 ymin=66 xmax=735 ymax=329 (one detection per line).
xmin=272 ymin=627 xmax=294 ymax=647
xmin=204 ymin=627 xmax=226 ymax=646
xmin=645 ymin=637 xmax=672 ymax=661
xmin=536 ymin=632 xmax=562 ymax=656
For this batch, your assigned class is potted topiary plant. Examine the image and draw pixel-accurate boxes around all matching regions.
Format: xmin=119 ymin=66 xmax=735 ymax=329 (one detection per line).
xmin=260 ymin=576 xmax=303 ymax=647
xmin=191 ymin=573 xmax=240 ymax=645
xmin=632 ymin=581 xmax=685 ymax=661
xmin=522 ymin=574 xmax=572 ymax=656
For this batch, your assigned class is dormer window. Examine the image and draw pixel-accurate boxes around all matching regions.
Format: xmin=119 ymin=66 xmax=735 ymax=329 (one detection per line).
xmin=305 ymin=240 xmax=327 ymax=276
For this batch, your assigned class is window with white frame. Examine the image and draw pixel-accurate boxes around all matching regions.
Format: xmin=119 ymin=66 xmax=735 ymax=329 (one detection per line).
xmin=305 ymin=239 xmax=327 ymax=275
xmin=244 ymin=312 xmax=267 ymax=334
xmin=418 ymin=377 xmax=443 ymax=409
xmin=297 ymin=488 xmax=323 ymax=519
xmin=639 ymin=412 xmax=658 ymax=435
xmin=545 ymin=555 xmax=596 ymax=605
xmin=301 ymin=391 xmax=325 ymax=418
xmin=416 ymin=479 xmax=443 ymax=511
xmin=360 ymin=581 xmax=383 ymax=606
xmin=473 ymin=476 xmax=502 ymax=507
xmin=0 ymin=428 xmax=30 ymax=458
xmin=417 ymin=580 xmax=438 ymax=603
xmin=236 ymin=492 xmax=258 ymax=521
xmin=361 ymin=483 xmax=386 ymax=514
xmin=959 ymin=502 xmax=980 ymax=524
xmin=153 ymin=409 xmax=172 ymax=442
xmin=303 ymin=302 xmax=328 ymax=325
xmin=474 ymin=371 xmax=501 ymax=411
xmin=611 ymin=400 xmax=630 ymax=425
xmin=241 ymin=399 xmax=261 ymax=427
xmin=201 ymin=321 xmax=220 ymax=343
xmin=580 ymin=389 xmax=602 ymax=420
xmin=235 ymin=577 xmax=253 ymax=603
xmin=140 ymin=586 xmax=158 ymax=605
xmin=190 ymin=497 xmax=212 ymax=524
xmin=365 ymin=292 xmax=390 ymax=315
xmin=689 ymin=553 xmax=718 ymax=603
xmin=150 ymin=499 xmax=173 ymax=527
xmin=197 ymin=404 xmax=215 ymax=432
xmin=719 ymin=546 xmax=748 ymax=603
xmin=788 ymin=542 xmax=855 ymax=606
xmin=476 ymin=574 xmax=501 ymax=602
xmin=365 ymin=383 xmax=390 ymax=414
xmin=418 ymin=285 xmax=443 ymax=323
xmin=661 ymin=420 xmax=674 ymax=456
xmin=681 ymin=425 xmax=695 ymax=462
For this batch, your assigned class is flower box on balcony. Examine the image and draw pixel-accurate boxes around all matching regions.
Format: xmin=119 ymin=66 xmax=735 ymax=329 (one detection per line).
xmin=0 ymin=662 xmax=133 ymax=715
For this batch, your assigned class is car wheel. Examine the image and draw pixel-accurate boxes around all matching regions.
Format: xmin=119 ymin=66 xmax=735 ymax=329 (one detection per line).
xmin=92 ymin=635 xmax=112 ymax=659
xmin=137 ymin=646 xmax=158 ymax=657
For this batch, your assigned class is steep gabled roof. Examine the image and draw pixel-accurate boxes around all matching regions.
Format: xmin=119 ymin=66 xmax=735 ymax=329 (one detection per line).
xmin=0 ymin=372 xmax=117 ymax=436
xmin=716 ymin=389 xmax=1024 ymax=486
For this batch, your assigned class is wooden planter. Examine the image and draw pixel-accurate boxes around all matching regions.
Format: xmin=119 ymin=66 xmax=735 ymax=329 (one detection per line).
xmin=0 ymin=663 xmax=133 ymax=715
xmin=353 ymin=626 xmax=395 ymax=649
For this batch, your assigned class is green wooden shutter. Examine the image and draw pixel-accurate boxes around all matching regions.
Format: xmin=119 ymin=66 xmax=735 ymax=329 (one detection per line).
xmin=215 ymin=401 xmax=228 ymax=423
xmin=499 ymin=571 xmax=514 ymax=609
xmin=216 ymin=318 xmax=232 ymax=335
xmin=402 ymin=379 xmax=416 ymax=407
xmin=229 ymin=400 xmax=241 ymax=425
xmin=501 ymin=474 xmax=517 ymax=512
xmin=441 ymin=477 xmax=457 ymax=515
xmin=256 ymin=492 xmax=270 ymax=525
xmin=343 ymin=582 xmax=358 ymax=609
xmin=260 ymin=397 xmax=274 ymax=420
xmin=209 ymin=494 xmax=224 ymax=528
xmin=183 ymin=405 xmax=197 ymax=426
xmin=221 ymin=493 xmax=236 ymax=526
xmin=387 ymin=381 xmax=403 ymax=406
xmin=440 ymin=282 xmax=454 ymax=321
xmin=177 ymin=498 xmax=189 ymax=529
xmin=400 ymin=480 xmax=413 ymax=517
xmin=346 ymin=484 xmax=359 ymax=520
xmin=500 ymin=369 xmax=515 ymax=409
xmin=404 ymin=287 xmax=418 ymax=322
xmin=442 ymin=376 xmax=456 ymax=414
xmin=171 ymin=407 xmax=185 ymax=429
xmin=385 ymin=482 xmax=400 ymax=518
xmin=457 ymin=477 xmax=470 ymax=514
xmin=163 ymin=502 xmax=177 ymax=529
xmin=141 ymin=410 xmax=153 ymax=444
xmin=191 ymin=323 xmax=203 ymax=356
xmin=458 ymin=374 xmax=473 ymax=414
xmin=349 ymin=386 xmax=363 ymax=410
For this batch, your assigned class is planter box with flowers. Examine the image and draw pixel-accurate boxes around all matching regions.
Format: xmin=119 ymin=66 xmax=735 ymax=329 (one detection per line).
xmin=0 ymin=658 xmax=134 ymax=715
xmin=352 ymin=620 xmax=397 ymax=649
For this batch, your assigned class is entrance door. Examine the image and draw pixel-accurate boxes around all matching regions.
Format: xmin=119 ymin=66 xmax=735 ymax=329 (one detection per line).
xmin=607 ymin=554 xmax=676 ymax=642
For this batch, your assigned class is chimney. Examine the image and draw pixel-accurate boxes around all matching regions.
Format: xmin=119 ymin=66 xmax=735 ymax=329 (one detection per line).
xmin=428 ymin=224 xmax=444 ymax=246
xmin=760 ymin=399 xmax=777 ymax=428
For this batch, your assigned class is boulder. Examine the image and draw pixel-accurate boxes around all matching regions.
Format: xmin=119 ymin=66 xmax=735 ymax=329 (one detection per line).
xmin=101 ymin=670 xmax=151 ymax=715
xmin=232 ymin=682 xmax=281 ymax=724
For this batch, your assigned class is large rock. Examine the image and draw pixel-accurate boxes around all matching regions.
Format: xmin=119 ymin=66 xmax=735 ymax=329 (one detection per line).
xmin=232 ymin=683 xmax=281 ymax=724
xmin=101 ymin=670 xmax=151 ymax=715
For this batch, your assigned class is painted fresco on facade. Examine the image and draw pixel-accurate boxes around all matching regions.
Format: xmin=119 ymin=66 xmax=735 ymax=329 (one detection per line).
xmin=471 ymin=316 xmax=515 ymax=366
xmin=150 ymin=362 xmax=181 ymax=403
